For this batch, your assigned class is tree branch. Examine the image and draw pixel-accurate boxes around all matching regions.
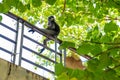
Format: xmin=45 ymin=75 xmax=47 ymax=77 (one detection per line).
xmin=106 ymin=64 xmax=120 ymax=72
xmin=83 ymin=40 xmax=120 ymax=45
xmin=95 ymin=46 xmax=120 ymax=57
xmin=62 ymin=0 xmax=66 ymax=14
xmin=69 ymin=36 xmax=120 ymax=45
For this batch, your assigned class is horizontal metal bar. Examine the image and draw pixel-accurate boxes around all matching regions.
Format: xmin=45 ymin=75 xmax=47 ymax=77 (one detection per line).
xmin=0 ymin=22 xmax=16 ymax=33
xmin=24 ymin=35 xmax=62 ymax=56
xmin=5 ymin=12 xmax=18 ymax=20
xmin=23 ymin=35 xmax=43 ymax=46
xmin=23 ymin=46 xmax=56 ymax=63
xmin=1 ymin=34 xmax=16 ymax=44
xmin=0 ymin=47 xmax=12 ymax=54
xmin=21 ymin=57 xmax=55 ymax=74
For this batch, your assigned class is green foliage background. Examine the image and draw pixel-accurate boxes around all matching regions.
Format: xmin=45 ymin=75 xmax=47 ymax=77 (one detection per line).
xmin=0 ymin=0 xmax=120 ymax=80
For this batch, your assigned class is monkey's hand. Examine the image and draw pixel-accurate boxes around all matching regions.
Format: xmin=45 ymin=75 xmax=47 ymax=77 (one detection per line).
xmin=28 ymin=29 xmax=35 ymax=34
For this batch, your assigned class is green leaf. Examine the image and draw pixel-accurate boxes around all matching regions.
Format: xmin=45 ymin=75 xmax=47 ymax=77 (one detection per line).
xmin=17 ymin=2 xmax=27 ymax=12
xmin=5 ymin=0 xmax=19 ymax=7
xmin=98 ymin=53 xmax=112 ymax=69
xmin=93 ymin=72 xmax=104 ymax=80
xmin=45 ymin=0 xmax=57 ymax=5
xmin=70 ymin=77 xmax=78 ymax=80
xmin=26 ymin=4 xmax=30 ymax=10
xmin=55 ymin=63 xmax=65 ymax=76
xmin=109 ymin=49 xmax=118 ymax=58
xmin=77 ymin=43 xmax=93 ymax=55
xmin=57 ymin=72 xmax=69 ymax=80
xmin=68 ymin=69 xmax=85 ymax=79
xmin=32 ymin=0 xmax=42 ymax=7
xmin=87 ymin=58 xmax=100 ymax=72
xmin=0 ymin=3 xmax=10 ymax=13
xmin=88 ymin=18 xmax=94 ymax=23
xmin=104 ymin=69 xmax=117 ymax=80
xmin=59 ymin=41 xmax=75 ymax=50
xmin=100 ymin=34 xmax=112 ymax=43
xmin=0 ymin=15 xmax=2 ymax=22
xmin=91 ymin=44 xmax=102 ymax=55
xmin=104 ymin=21 xmax=118 ymax=33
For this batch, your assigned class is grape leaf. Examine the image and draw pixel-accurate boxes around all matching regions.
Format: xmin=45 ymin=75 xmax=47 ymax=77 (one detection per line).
xmin=57 ymin=72 xmax=69 ymax=80
xmin=103 ymin=69 xmax=117 ymax=80
xmin=104 ymin=21 xmax=118 ymax=33
xmin=69 ymin=69 xmax=85 ymax=79
xmin=77 ymin=43 xmax=93 ymax=54
xmin=91 ymin=44 xmax=102 ymax=55
xmin=87 ymin=58 xmax=100 ymax=72
xmin=98 ymin=53 xmax=112 ymax=69
xmin=17 ymin=2 xmax=27 ymax=12
xmin=70 ymin=77 xmax=78 ymax=80
xmin=100 ymin=34 xmax=113 ymax=43
xmin=45 ymin=0 xmax=57 ymax=5
xmin=32 ymin=0 xmax=42 ymax=7
xmin=55 ymin=63 xmax=65 ymax=76
xmin=59 ymin=41 xmax=75 ymax=50
xmin=0 ymin=3 xmax=10 ymax=13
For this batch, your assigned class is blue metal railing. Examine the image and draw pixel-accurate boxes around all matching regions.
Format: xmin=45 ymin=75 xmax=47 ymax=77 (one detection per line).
xmin=0 ymin=12 xmax=66 ymax=78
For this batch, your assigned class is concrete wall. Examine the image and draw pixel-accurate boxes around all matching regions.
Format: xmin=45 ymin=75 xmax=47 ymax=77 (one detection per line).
xmin=0 ymin=58 xmax=48 ymax=80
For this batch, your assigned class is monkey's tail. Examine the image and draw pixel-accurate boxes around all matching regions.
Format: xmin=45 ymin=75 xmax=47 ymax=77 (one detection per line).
xmin=39 ymin=48 xmax=45 ymax=53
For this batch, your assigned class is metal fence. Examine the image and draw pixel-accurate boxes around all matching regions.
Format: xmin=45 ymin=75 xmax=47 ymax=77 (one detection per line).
xmin=0 ymin=12 xmax=66 ymax=78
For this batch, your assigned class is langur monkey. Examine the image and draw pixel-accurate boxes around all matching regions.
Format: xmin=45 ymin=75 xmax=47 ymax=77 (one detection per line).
xmin=29 ymin=16 xmax=60 ymax=53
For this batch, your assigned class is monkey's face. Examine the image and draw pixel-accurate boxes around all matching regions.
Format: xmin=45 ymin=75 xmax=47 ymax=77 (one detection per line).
xmin=48 ymin=16 xmax=54 ymax=21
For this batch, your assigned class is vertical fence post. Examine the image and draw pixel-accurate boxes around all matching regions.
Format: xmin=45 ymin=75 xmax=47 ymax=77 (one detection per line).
xmin=55 ymin=37 xmax=57 ymax=64
xmin=64 ymin=48 xmax=66 ymax=67
xmin=13 ymin=19 xmax=19 ymax=64
xmin=60 ymin=50 xmax=62 ymax=63
xmin=19 ymin=21 xmax=24 ymax=66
